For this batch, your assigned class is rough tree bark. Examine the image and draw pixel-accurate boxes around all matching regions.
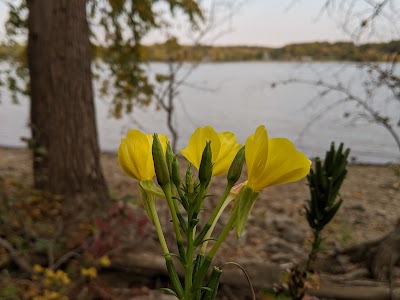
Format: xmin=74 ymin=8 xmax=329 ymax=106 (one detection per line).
xmin=27 ymin=0 xmax=109 ymax=233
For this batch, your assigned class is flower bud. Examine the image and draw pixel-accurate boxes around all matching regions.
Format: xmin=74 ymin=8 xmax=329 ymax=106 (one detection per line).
xmin=152 ymin=134 xmax=170 ymax=186
xmin=166 ymin=142 xmax=174 ymax=179
xmin=172 ymin=155 xmax=181 ymax=187
xmin=227 ymin=146 xmax=245 ymax=185
xmin=186 ymin=164 xmax=194 ymax=194
xmin=199 ymin=141 xmax=212 ymax=187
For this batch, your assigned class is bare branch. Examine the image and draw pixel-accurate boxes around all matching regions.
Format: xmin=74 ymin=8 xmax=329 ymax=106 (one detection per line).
xmin=272 ymin=76 xmax=400 ymax=153
xmin=0 ymin=236 xmax=32 ymax=273
xmin=152 ymin=0 xmax=246 ymax=149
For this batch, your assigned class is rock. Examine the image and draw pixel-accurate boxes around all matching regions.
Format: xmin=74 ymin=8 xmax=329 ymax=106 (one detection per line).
xmin=270 ymin=252 xmax=295 ymax=263
xmin=282 ymin=226 xmax=306 ymax=244
xmin=336 ymin=254 xmax=350 ymax=266
xmin=348 ymin=203 xmax=366 ymax=211
xmin=264 ymin=216 xmax=306 ymax=244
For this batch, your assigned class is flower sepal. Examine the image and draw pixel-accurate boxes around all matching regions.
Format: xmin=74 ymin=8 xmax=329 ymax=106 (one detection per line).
xmin=139 ymin=180 xmax=166 ymax=199
xmin=233 ymin=184 xmax=260 ymax=237
xmin=138 ymin=184 xmax=155 ymax=224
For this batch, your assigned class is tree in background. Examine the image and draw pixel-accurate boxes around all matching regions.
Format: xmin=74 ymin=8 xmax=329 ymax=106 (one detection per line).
xmin=27 ymin=0 xmax=109 ymax=233
xmin=5 ymin=0 xmax=203 ymax=236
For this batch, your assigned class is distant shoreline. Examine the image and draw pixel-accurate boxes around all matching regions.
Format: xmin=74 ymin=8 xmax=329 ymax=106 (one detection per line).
xmin=2 ymin=40 xmax=399 ymax=63
xmin=1 ymin=145 xmax=397 ymax=167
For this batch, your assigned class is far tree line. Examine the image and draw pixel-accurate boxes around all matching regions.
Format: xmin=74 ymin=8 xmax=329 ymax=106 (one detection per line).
xmin=1 ymin=39 xmax=399 ymax=62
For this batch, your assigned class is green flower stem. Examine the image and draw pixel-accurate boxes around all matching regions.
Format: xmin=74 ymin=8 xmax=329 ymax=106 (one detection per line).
xmin=192 ymin=183 xmax=207 ymax=221
xmin=183 ymin=181 xmax=207 ymax=299
xmin=184 ymin=224 xmax=195 ymax=299
xmin=175 ymin=184 xmax=188 ymax=208
xmin=191 ymin=210 xmax=237 ymax=293
xmin=172 ymin=191 xmax=188 ymax=233
xmin=191 ymin=256 xmax=212 ymax=295
xmin=162 ymin=184 xmax=186 ymax=262
xmin=200 ymin=192 xmax=234 ymax=254
xmin=147 ymin=193 xmax=183 ymax=298
xmin=306 ymin=229 xmax=322 ymax=271
xmin=207 ymin=209 xmax=237 ymax=259
xmin=165 ymin=254 xmax=184 ymax=299
xmin=194 ymin=183 xmax=233 ymax=248
xmin=147 ymin=195 xmax=169 ymax=255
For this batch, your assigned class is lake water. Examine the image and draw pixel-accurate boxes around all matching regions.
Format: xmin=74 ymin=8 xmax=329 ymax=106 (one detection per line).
xmin=0 ymin=62 xmax=399 ymax=164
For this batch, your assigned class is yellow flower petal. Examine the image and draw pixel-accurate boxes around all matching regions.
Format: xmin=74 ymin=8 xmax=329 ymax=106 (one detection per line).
xmin=180 ymin=126 xmax=241 ymax=176
xmin=246 ymin=125 xmax=269 ymax=184
xmin=118 ymin=130 xmax=169 ymax=181
xmin=181 ymin=126 xmax=221 ymax=170
xmin=246 ymin=126 xmax=311 ymax=190
xmin=213 ymin=132 xmax=242 ymax=176
xmin=99 ymin=255 xmax=111 ymax=267
xmin=118 ymin=140 xmax=137 ymax=178
xmin=126 ymin=130 xmax=153 ymax=180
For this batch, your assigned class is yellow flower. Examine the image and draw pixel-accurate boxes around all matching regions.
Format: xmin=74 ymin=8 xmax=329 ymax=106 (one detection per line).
xmin=81 ymin=267 xmax=97 ymax=279
xmin=33 ymin=264 xmax=44 ymax=273
xmin=44 ymin=269 xmax=55 ymax=278
xmin=180 ymin=126 xmax=242 ymax=176
xmin=99 ymin=255 xmax=111 ymax=267
xmin=118 ymin=130 xmax=168 ymax=181
xmin=246 ymin=125 xmax=311 ymax=190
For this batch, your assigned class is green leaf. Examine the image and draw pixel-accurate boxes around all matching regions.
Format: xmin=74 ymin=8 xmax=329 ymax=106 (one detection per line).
xmin=319 ymin=198 xmax=343 ymax=229
xmin=35 ymin=146 xmax=47 ymax=156
xmin=305 ymin=206 xmax=317 ymax=229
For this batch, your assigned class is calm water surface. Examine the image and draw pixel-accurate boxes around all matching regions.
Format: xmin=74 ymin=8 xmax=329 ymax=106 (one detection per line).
xmin=0 ymin=62 xmax=399 ymax=164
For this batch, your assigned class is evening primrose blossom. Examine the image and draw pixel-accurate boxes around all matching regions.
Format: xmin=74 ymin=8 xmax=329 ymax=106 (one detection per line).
xmin=118 ymin=130 xmax=168 ymax=181
xmin=180 ymin=126 xmax=242 ymax=176
xmin=116 ymin=125 xmax=315 ymax=298
xmin=246 ymin=125 xmax=311 ymax=191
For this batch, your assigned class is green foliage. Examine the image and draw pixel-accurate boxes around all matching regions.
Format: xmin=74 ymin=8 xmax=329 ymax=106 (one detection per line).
xmin=305 ymin=142 xmax=350 ymax=232
xmin=2 ymin=0 xmax=203 ymax=116
xmin=0 ymin=282 xmax=21 ymax=300
xmin=4 ymin=1 xmax=27 ymax=39
xmin=0 ymin=174 xmax=151 ymax=299
xmin=87 ymin=0 xmax=203 ymax=118
xmin=303 ymin=142 xmax=350 ymax=276
xmin=1 ymin=1 xmax=29 ymax=104
xmin=269 ymin=41 xmax=400 ymax=62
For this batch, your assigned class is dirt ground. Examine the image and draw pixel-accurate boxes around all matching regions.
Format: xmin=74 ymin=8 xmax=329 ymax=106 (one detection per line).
xmin=1 ymin=146 xmax=399 ymax=257
xmin=1 ymin=146 xmax=399 ymax=298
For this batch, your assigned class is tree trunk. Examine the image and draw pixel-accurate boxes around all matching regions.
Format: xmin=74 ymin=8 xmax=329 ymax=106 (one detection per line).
xmin=27 ymin=0 xmax=109 ymax=237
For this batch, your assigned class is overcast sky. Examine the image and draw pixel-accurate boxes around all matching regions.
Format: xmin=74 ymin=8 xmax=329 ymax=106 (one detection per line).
xmin=0 ymin=0 xmax=397 ymax=47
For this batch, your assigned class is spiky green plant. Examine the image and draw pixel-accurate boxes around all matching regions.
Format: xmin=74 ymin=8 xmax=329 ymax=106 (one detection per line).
xmin=305 ymin=142 xmax=350 ymax=271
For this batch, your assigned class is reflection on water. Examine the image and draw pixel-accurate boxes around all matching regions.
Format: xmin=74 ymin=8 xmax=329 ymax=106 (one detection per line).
xmin=0 ymin=62 xmax=399 ymax=164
